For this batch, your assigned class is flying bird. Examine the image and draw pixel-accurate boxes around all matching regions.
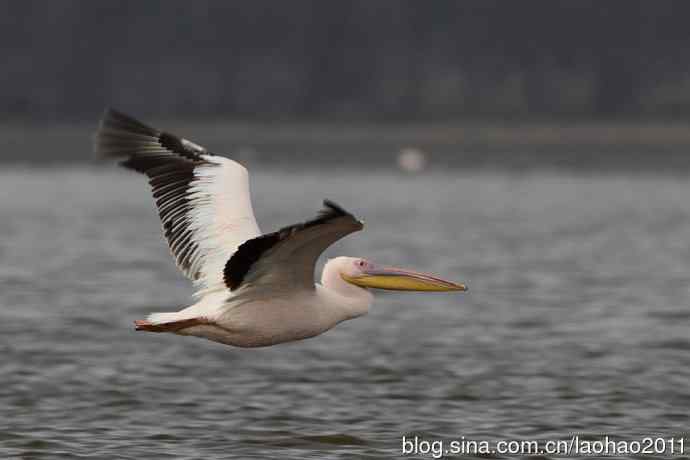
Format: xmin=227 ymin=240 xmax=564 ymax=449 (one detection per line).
xmin=94 ymin=109 xmax=467 ymax=348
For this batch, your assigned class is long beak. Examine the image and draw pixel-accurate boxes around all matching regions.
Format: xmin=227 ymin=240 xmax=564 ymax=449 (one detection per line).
xmin=343 ymin=265 xmax=467 ymax=292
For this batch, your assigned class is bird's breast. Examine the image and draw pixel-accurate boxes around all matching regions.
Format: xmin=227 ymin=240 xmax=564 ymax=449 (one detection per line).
xmin=208 ymin=295 xmax=339 ymax=347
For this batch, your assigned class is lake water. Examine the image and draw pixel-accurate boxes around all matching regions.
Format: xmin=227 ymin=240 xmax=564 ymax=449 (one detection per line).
xmin=2 ymin=167 xmax=690 ymax=459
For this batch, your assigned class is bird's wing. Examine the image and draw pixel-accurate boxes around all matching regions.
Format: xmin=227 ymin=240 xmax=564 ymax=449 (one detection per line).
xmin=95 ymin=109 xmax=261 ymax=294
xmin=223 ymin=200 xmax=363 ymax=295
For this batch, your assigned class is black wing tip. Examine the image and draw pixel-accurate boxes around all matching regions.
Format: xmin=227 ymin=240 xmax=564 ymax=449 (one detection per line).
xmin=99 ymin=107 xmax=157 ymax=134
xmin=323 ymin=199 xmax=348 ymax=215
xmin=321 ymin=200 xmax=363 ymax=228
xmin=94 ymin=107 xmax=160 ymax=159
xmin=101 ymin=107 xmax=125 ymax=122
xmin=95 ymin=107 xmax=207 ymax=163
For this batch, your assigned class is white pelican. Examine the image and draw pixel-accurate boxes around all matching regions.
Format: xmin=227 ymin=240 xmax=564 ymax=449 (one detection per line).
xmin=95 ymin=109 xmax=467 ymax=348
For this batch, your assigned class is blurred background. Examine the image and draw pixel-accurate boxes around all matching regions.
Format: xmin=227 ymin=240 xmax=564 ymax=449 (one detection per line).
xmin=3 ymin=2 xmax=690 ymax=459
xmin=5 ymin=0 xmax=690 ymax=170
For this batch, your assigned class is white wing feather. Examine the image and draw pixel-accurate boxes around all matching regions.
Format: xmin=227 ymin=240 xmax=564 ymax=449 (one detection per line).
xmin=188 ymin=156 xmax=261 ymax=294
xmin=95 ymin=109 xmax=261 ymax=296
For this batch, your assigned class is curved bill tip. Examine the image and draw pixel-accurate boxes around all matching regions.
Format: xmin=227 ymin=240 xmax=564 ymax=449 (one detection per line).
xmin=344 ymin=265 xmax=468 ymax=292
xmin=451 ymin=282 xmax=468 ymax=292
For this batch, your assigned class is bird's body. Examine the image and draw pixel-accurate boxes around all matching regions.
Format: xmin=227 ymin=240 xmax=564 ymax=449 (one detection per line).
xmin=140 ymin=261 xmax=372 ymax=347
xmin=95 ymin=109 xmax=466 ymax=348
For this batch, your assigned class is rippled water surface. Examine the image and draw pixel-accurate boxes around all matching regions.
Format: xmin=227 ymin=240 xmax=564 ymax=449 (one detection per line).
xmin=2 ymin=167 xmax=690 ymax=459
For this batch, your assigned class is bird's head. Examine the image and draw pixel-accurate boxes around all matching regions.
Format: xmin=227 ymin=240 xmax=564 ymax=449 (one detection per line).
xmin=333 ymin=257 xmax=467 ymax=292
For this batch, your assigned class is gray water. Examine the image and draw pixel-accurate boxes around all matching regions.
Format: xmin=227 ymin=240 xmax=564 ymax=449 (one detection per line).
xmin=2 ymin=167 xmax=690 ymax=459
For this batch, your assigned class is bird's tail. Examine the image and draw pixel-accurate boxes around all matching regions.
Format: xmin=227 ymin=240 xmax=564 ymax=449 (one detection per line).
xmin=135 ymin=312 xmax=208 ymax=333
xmin=147 ymin=312 xmax=184 ymax=324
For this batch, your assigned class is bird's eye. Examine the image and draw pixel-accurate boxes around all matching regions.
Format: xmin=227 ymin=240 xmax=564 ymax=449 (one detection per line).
xmin=357 ymin=260 xmax=366 ymax=268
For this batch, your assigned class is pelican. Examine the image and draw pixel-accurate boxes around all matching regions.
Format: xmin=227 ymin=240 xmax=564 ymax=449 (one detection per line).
xmin=95 ymin=109 xmax=467 ymax=348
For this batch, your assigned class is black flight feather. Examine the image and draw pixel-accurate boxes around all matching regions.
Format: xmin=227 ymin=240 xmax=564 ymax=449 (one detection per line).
xmin=94 ymin=108 xmax=215 ymax=279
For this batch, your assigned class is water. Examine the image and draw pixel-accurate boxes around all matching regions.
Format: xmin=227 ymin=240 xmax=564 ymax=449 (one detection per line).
xmin=2 ymin=167 xmax=690 ymax=459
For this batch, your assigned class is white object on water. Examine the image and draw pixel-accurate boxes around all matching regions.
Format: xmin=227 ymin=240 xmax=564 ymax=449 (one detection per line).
xmin=397 ymin=147 xmax=428 ymax=172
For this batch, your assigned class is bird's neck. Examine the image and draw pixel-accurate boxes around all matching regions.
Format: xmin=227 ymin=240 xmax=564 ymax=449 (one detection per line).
xmin=319 ymin=264 xmax=373 ymax=321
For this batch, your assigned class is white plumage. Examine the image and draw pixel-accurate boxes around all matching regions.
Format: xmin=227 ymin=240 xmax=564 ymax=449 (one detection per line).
xmin=95 ymin=109 xmax=466 ymax=348
xmin=185 ymin=158 xmax=260 ymax=295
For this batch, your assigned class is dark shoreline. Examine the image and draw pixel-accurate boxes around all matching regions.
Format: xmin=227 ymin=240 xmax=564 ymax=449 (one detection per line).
xmin=5 ymin=120 xmax=690 ymax=173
